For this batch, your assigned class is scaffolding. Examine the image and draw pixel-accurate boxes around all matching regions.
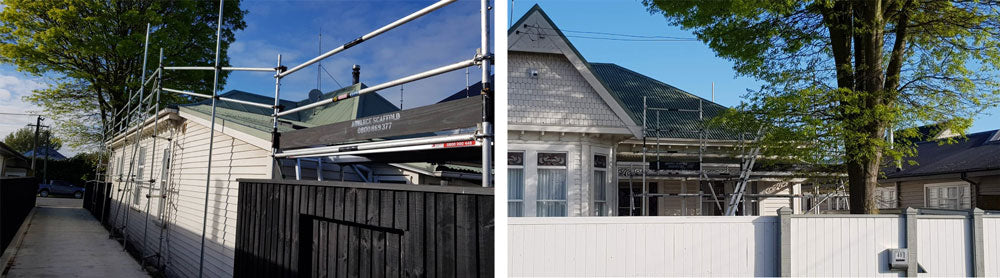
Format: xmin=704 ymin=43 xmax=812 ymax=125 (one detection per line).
xmin=624 ymin=96 xmax=764 ymax=216
xmin=96 ymin=0 xmax=493 ymax=276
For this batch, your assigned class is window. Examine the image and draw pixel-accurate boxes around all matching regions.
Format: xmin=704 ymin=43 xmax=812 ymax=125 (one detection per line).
xmin=116 ymin=155 xmax=125 ymax=180
xmin=537 ymin=152 xmax=567 ymax=217
xmin=875 ymin=187 xmax=897 ymax=209
xmin=136 ymin=147 xmax=146 ymax=181
xmin=593 ymin=154 xmax=608 ymax=216
xmin=134 ymin=147 xmax=146 ymax=205
xmin=925 ymin=183 xmax=971 ymax=209
xmin=508 ymin=152 xmax=525 ymax=217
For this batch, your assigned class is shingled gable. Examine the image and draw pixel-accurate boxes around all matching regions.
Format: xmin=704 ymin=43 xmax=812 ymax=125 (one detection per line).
xmin=508 ymin=4 xmax=641 ymax=137
xmin=177 ymin=83 xmax=398 ymax=149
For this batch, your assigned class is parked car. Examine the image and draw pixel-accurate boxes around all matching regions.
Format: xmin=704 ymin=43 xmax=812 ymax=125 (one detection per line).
xmin=38 ymin=180 xmax=85 ymax=199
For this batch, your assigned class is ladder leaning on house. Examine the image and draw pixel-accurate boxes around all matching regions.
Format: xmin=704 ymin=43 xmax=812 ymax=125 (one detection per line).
xmin=724 ymin=127 xmax=764 ymax=216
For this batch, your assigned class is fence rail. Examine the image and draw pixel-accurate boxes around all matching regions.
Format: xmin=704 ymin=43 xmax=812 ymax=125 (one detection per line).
xmin=234 ymin=179 xmax=494 ymax=277
xmin=1 ymin=177 xmax=38 ymax=253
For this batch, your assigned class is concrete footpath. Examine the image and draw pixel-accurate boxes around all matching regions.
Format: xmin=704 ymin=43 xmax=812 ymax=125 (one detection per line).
xmin=2 ymin=197 xmax=148 ymax=278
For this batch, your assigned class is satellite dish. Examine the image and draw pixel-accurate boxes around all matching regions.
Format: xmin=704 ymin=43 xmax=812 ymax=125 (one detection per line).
xmin=308 ymin=89 xmax=323 ymax=103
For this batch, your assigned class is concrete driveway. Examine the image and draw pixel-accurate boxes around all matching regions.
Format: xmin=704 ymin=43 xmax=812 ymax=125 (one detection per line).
xmin=1 ymin=196 xmax=149 ymax=277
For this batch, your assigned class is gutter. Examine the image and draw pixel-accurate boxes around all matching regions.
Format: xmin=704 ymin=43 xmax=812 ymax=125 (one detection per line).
xmin=961 ymin=172 xmax=980 ymax=208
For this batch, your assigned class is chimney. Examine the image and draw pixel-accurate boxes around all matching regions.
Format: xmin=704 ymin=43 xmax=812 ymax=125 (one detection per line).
xmin=352 ymin=65 xmax=360 ymax=85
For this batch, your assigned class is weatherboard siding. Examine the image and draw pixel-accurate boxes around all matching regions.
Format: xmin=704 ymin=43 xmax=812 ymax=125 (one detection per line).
xmin=164 ymin=119 xmax=271 ymax=278
xmin=508 ymin=52 xmax=627 ymax=129
xmin=109 ymin=118 xmax=272 ymax=278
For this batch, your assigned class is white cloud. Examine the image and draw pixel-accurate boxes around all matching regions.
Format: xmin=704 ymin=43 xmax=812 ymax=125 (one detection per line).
xmin=0 ymin=72 xmax=86 ymax=156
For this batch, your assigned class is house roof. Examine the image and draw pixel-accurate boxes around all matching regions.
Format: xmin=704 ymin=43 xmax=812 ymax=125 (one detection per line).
xmin=179 ymin=83 xmax=399 ymax=140
xmin=22 ymin=146 xmax=67 ymax=160
xmin=437 ymin=77 xmax=491 ymax=103
xmin=883 ymin=129 xmax=1000 ymax=179
xmin=509 ymin=4 xmax=738 ymax=140
xmin=589 ymin=63 xmax=738 ymax=140
xmin=0 ymin=141 xmax=29 ymax=162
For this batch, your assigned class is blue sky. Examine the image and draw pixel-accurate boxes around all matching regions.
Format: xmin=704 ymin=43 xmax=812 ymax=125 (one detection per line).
xmin=508 ymin=0 xmax=1000 ymax=134
xmin=0 ymin=0 xmax=488 ymax=155
xmin=222 ymin=0 xmax=485 ymax=108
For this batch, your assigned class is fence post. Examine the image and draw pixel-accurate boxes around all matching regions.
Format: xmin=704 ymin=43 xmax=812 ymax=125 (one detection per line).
xmin=972 ymin=208 xmax=984 ymax=277
xmin=779 ymin=207 xmax=792 ymax=277
xmin=906 ymin=207 xmax=918 ymax=277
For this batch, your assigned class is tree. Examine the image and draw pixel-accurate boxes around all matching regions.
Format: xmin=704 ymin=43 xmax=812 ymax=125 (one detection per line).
xmin=643 ymin=0 xmax=1000 ymax=213
xmin=0 ymin=0 xmax=247 ymax=150
xmin=2 ymin=126 xmax=63 ymax=153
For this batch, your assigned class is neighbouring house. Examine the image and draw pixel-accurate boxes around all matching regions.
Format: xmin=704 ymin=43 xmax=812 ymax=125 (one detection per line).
xmin=1 ymin=141 xmax=30 ymax=177
xmin=507 ymin=5 xmax=811 ymax=217
xmin=22 ymin=146 xmax=68 ymax=161
xmin=106 ymin=80 xmax=483 ymax=277
xmin=879 ymin=128 xmax=1000 ymax=210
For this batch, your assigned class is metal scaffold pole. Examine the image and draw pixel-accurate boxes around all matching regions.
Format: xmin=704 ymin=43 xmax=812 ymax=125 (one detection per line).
xmin=198 ymin=0 xmax=225 ymax=276
xmin=96 ymin=1 xmax=485 ymax=274
xmin=115 ymin=23 xmax=152 ymax=252
xmin=642 ymin=96 xmax=648 ymax=216
xmin=480 ymin=0 xmax=493 ymax=187
xmin=141 ymin=47 xmax=165 ymax=266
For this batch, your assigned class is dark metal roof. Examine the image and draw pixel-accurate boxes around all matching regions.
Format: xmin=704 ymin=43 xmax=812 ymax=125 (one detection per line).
xmin=884 ymin=129 xmax=1000 ymax=178
xmin=22 ymin=146 xmax=67 ymax=160
xmin=589 ymin=63 xmax=739 ymax=140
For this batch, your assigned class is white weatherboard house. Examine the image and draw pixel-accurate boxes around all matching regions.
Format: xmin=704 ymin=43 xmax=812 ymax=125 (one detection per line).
xmin=106 ymin=83 xmax=478 ymax=277
xmin=507 ymin=5 xmax=805 ymax=217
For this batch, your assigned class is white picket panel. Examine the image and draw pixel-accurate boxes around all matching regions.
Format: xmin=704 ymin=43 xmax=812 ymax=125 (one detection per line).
xmin=508 ymin=216 xmax=780 ymax=277
xmin=788 ymin=216 xmax=904 ymax=277
xmin=980 ymin=216 xmax=1000 ymax=276
xmin=917 ymin=217 xmax=972 ymax=277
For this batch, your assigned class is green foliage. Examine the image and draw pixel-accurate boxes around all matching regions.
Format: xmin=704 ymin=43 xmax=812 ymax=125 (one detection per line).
xmin=0 ymin=0 xmax=247 ymax=150
xmin=645 ymin=0 xmax=1000 ymax=212
xmin=37 ymin=153 xmax=99 ymax=185
xmin=2 ymin=126 xmax=63 ymax=153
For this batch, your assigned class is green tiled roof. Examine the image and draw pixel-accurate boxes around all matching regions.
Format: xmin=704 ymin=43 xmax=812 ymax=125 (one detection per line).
xmin=589 ymin=63 xmax=739 ymax=140
xmin=179 ymin=83 xmax=399 ymax=140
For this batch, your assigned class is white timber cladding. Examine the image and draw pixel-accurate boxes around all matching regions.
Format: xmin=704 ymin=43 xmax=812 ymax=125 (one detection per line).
xmin=110 ymin=116 xmax=273 ymax=278
xmin=985 ymin=216 xmax=1000 ymax=276
xmin=508 ymin=52 xmax=628 ymax=129
xmin=757 ymin=181 xmax=802 ymax=215
xmin=789 ymin=216 xmax=905 ymax=277
xmin=509 ymin=132 xmax=619 ymax=217
xmin=508 ymin=217 xmax=780 ymax=277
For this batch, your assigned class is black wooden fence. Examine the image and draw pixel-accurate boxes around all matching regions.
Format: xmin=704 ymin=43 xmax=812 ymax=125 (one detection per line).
xmin=234 ymin=179 xmax=494 ymax=278
xmin=82 ymin=180 xmax=112 ymax=225
xmin=1 ymin=177 xmax=38 ymax=253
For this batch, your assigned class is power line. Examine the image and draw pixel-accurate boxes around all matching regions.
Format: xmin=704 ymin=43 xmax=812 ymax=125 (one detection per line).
xmin=0 ymin=112 xmax=45 ymax=116
xmin=319 ymin=64 xmax=344 ymax=88
xmin=525 ymin=24 xmax=698 ymax=41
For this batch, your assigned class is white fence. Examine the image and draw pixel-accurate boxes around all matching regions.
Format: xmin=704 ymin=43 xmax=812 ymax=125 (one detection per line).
xmin=984 ymin=216 xmax=1000 ymax=276
xmin=789 ymin=215 xmax=904 ymax=276
xmin=508 ymin=217 xmax=779 ymax=277
xmin=509 ymin=209 xmax=999 ymax=277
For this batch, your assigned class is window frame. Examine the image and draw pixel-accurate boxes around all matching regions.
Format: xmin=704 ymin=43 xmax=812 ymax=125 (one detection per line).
xmin=592 ymin=153 xmax=609 ymax=216
xmin=536 ymin=152 xmax=568 ymax=217
xmin=923 ymin=182 xmax=971 ymax=209
xmin=508 ymin=151 xmax=525 ymax=217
